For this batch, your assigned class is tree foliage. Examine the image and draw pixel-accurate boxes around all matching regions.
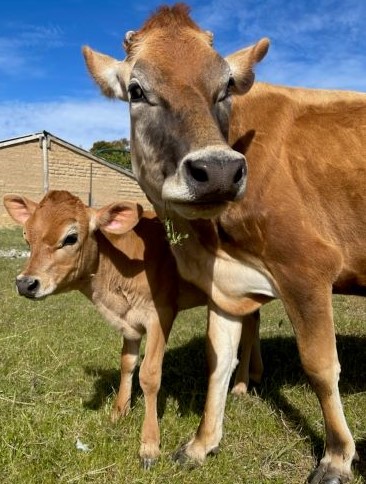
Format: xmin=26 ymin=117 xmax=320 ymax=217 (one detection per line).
xmin=90 ymin=138 xmax=132 ymax=171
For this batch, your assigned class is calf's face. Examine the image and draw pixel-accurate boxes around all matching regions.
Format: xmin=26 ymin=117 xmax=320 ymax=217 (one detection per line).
xmin=4 ymin=192 xmax=142 ymax=299
xmin=4 ymin=193 xmax=97 ymax=298
xmin=83 ymin=6 xmax=269 ymax=219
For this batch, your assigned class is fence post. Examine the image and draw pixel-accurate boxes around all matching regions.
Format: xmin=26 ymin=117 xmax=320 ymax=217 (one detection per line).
xmin=41 ymin=133 xmax=49 ymax=193
xmin=88 ymin=162 xmax=93 ymax=207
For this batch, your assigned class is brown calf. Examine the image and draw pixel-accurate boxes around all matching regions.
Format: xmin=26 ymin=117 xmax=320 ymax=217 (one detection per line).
xmin=83 ymin=4 xmax=366 ymax=483
xmin=4 ymin=190 xmax=262 ymax=467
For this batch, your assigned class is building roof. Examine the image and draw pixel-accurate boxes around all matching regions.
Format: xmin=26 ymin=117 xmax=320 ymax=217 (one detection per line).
xmin=0 ymin=130 xmax=136 ymax=180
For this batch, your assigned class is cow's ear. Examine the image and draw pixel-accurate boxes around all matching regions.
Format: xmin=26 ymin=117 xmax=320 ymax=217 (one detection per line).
xmin=82 ymin=46 xmax=131 ymax=101
xmin=226 ymin=37 xmax=270 ymax=94
xmin=3 ymin=194 xmax=38 ymax=225
xmin=92 ymin=201 xmax=143 ymax=234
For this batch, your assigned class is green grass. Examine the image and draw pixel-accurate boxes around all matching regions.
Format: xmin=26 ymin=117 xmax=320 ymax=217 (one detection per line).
xmin=0 ymin=226 xmax=26 ymax=251
xmin=0 ymin=228 xmax=365 ymax=483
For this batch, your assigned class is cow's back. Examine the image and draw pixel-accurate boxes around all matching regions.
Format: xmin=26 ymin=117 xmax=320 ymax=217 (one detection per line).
xmin=226 ymin=83 xmax=366 ymax=292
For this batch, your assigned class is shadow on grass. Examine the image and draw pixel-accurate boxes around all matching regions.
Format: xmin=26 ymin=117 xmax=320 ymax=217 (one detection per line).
xmin=355 ymin=437 xmax=366 ymax=480
xmin=258 ymin=334 xmax=366 ymax=477
xmin=83 ymin=336 xmax=208 ymax=415
xmin=83 ymin=333 xmax=366 ymax=478
xmin=83 ymin=366 xmax=123 ymax=410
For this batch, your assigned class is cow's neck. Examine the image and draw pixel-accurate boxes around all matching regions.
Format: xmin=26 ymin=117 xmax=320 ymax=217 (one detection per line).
xmin=159 ymin=210 xmax=276 ymax=316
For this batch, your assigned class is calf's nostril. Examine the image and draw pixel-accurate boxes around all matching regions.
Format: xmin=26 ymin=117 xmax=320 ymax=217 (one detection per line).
xmin=27 ymin=279 xmax=39 ymax=292
xmin=16 ymin=276 xmax=39 ymax=297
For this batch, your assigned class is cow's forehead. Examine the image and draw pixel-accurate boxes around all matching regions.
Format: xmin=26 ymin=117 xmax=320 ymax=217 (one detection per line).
xmin=127 ymin=6 xmax=227 ymax=88
xmin=130 ymin=37 xmax=230 ymax=109
xmin=137 ymin=37 xmax=225 ymax=75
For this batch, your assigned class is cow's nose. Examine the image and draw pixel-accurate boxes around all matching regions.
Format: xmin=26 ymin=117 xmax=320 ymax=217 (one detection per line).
xmin=186 ymin=158 xmax=245 ymax=184
xmin=183 ymin=150 xmax=247 ymax=202
xmin=16 ymin=276 xmax=40 ymax=298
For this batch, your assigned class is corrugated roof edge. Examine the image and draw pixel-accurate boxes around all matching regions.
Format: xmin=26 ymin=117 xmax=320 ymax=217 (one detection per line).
xmin=0 ymin=130 xmax=136 ymax=181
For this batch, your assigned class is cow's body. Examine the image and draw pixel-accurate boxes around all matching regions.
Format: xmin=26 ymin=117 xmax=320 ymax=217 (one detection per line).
xmin=170 ymin=82 xmax=366 ymax=309
xmin=4 ymin=190 xmax=263 ymax=468
xmin=83 ymin=4 xmax=366 ymax=482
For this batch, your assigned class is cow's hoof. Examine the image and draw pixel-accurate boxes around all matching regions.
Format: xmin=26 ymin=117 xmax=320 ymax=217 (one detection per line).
xmin=140 ymin=457 xmax=157 ymax=470
xmin=308 ymin=463 xmax=350 ymax=484
xmin=172 ymin=444 xmax=202 ymax=469
xmin=321 ymin=478 xmax=342 ymax=484
xmin=172 ymin=443 xmax=219 ymax=468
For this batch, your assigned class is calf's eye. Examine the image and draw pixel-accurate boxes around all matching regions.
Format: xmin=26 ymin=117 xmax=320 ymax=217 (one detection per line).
xmin=62 ymin=234 xmax=78 ymax=247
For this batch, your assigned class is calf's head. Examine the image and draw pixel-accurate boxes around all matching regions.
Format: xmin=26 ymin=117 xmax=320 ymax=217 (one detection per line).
xmin=4 ymin=191 xmax=142 ymax=298
xmin=83 ymin=3 xmax=269 ymax=219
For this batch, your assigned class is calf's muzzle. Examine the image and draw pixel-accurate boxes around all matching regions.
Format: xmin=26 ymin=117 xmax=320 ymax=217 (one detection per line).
xmin=182 ymin=150 xmax=247 ymax=203
xmin=16 ymin=276 xmax=40 ymax=298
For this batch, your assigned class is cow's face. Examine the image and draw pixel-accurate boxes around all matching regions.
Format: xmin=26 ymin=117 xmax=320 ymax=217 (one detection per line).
xmin=83 ymin=4 xmax=269 ymax=219
xmin=3 ymin=191 xmax=97 ymax=299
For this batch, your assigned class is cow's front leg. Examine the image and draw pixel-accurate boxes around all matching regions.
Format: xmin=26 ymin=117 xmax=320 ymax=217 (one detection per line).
xmin=232 ymin=310 xmax=263 ymax=395
xmin=111 ymin=337 xmax=141 ymax=422
xmin=138 ymin=311 xmax=174 ymax=469
xmin=283 ymin=285 xmax=356 ymax=484
xmin=174 ymin=301 xmax=242 ymax=465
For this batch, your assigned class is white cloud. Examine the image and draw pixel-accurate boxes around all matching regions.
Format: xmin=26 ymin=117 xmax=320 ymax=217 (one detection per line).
xmin=0 ymin=97 xmax=130 ymax=150
xmin=193 ymin=0 xmax=366 ymax=91
xmin=0 ymin=23 xmax=64 ymax=77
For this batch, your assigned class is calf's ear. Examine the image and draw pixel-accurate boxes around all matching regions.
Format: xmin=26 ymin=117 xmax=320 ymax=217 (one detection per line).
xmin=226 ymin=37 xmax=270 ymax=94
xmin=3 ymin=194 xmax=38 ymax=225
xmin=92 ymin=201 xmax=143 ymax=235
xmin=82 ymin=46 xmax=131 ymax=101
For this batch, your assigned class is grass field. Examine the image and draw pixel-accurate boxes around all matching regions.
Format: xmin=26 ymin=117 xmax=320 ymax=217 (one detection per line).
xmin=0 ymin=227 xmax=365 ymax=483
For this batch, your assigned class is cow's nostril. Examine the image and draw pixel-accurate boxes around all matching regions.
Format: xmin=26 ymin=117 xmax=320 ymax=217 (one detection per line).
xmin=233 ymin=166 xmax=244 ymax=184
xmin=187 ymin=161 xmax=209 ymax=183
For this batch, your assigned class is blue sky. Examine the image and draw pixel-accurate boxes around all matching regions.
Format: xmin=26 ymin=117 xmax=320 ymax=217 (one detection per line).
xmin=1 ymin=0 xmax=365 ymax=149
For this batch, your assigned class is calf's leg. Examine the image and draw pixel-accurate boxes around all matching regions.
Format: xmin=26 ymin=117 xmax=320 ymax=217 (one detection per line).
xmin=232 ymin=310 xmax=263 ymax=395
xmin=111 ymin=337 xmax=141 ymax=422
xmin=138 ymin=311 xmax=174 ymax=469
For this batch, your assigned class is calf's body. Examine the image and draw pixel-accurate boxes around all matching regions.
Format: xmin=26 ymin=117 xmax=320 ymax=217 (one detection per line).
xmin=5 ymin=190 xmax=181 ymax=467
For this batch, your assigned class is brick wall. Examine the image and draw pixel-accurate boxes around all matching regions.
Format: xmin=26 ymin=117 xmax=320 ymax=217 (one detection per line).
xmin=47 ymin=140 xmax=149 ymax=208
xmin=0 ymin=140 xmax=45 ymax=227
xmin=0 ymin=135 xmax=151 ymax=227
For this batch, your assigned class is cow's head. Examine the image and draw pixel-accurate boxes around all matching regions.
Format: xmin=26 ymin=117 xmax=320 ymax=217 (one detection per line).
xmin=83 ymin=3 xmax=269 ymax=219
xmin=4 ymin=191 xmax=141 ymax=298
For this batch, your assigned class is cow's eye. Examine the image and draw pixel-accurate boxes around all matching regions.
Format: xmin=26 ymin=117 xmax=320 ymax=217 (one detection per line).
xmin=61 ymin=234 xmax=78 ymax=247
xmin=218 ymin=76 xmax=235 ymax=102
xmin=128 ymin=82 xmax=145 ymax=102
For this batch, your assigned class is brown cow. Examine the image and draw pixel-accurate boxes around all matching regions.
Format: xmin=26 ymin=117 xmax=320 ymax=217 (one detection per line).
xmin=3 ymin=190 xmax=263 ymax=468
xmin=83 ymin=4 xmax=366 ymax=482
